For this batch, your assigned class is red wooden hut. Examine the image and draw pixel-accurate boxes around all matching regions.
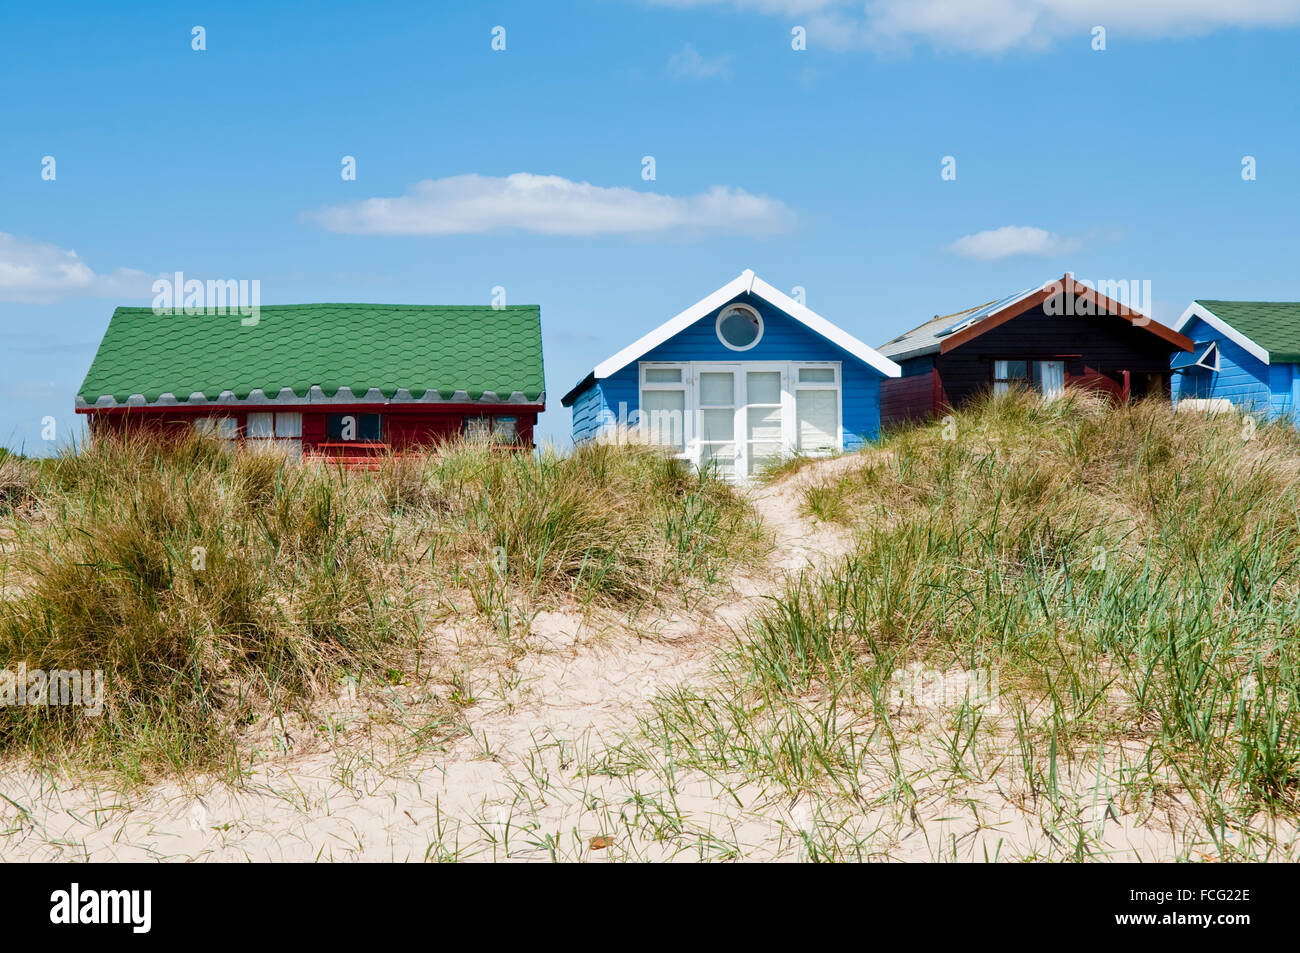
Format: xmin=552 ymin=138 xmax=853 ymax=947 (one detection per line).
xmin=76 ymin=303 xmax=545 ymax=463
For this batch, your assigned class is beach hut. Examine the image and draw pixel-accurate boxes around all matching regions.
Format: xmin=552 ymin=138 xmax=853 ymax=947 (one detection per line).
xmin=560 ymin=270 xmax=901 ymax=480
xmin=76 ymin=303 xmax=546 ymax=462
xmin=877 ymin=274 xmax=1193 ymax=426
xmin=1170 ymin=300 xmax=1300 ymax=421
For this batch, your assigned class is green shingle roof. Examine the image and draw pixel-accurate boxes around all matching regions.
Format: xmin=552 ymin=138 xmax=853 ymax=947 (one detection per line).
xmin=77 ymin=304 xmax=545 ymax=406
xmin=1197 ymin=300 xmax=1300 ymax=364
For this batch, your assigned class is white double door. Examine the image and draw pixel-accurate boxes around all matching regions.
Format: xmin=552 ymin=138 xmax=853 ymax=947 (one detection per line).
xmin=693 ymin=364 xmax=785 ymax=480
xmin=666 ymin=362 xmax=839 ymax=480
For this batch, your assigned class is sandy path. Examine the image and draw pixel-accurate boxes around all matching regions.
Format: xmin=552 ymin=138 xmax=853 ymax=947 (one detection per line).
xmin=2 ymin=455 xmax=1293 ymax=861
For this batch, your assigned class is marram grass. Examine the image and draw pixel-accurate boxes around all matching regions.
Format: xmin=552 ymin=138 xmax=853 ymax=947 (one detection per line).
xmin=0 ymin=433 xmax=762 ymax=778
xmin=609 ymin=391 xmax=1300 ymax=855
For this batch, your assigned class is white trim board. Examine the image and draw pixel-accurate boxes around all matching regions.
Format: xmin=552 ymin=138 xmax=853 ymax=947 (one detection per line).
xmin=590 ymin=270 xmax=902 ymax=381
xmin=1174 ymin=302 xmax=1271 ymax=366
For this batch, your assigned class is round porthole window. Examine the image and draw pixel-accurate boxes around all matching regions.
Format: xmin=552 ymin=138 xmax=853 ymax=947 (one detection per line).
xmin=716 ymin=303 xmax=763 ymax=351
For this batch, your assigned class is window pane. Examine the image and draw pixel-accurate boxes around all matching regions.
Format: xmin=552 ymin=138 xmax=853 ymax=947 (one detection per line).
xmin=699 ymin=372 xmax=734 ymax=406
xmin=747 ymin=405 xmax=782 ymax=442
xmin=641 ymin=390 xmax=685 ymax=450
xmin=717 ymin=307 xmax=761 ymax=349
xmin=1035 ymin=361 xmax=1065 ymax=399
xmin=700 ymin=442 xmax=736 ymax=477
xmin=246 ymin=412 xmax=274 ymax=439
xmin=701 ymin=408 xmax=735 ymax=442
xmin=216 ymin=418 xmax=239 ymax=440
xmin=796 ymin=389 xmax=838 ymax=452
xmin=995 ymin=360 xmax=1028 ymax=381
xmin=798 ymin=367 xmax=835 ymax=383
xmin=746 ymin=371 xmax=781 ymax=405
xmin=493 ymin=416 xmax=518 ymax=443
xmin=748 ymin=442 xmax=782 ymax=476
xmin=327 ymin=413 xmax=382 ymax=441
xmin=274 ymin=412 xmax=302 ymax=437
xmin=193 ymin=418 xmax=216 ymax=436
xmin=644 ymin=367 xmax=682 ymax=384
xmin=465 ymin=417 xmax=491 ymax=440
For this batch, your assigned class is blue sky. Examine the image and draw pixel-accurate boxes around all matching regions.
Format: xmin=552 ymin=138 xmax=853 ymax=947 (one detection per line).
xmin=2 ymin=0 xmax=1298 ymax=452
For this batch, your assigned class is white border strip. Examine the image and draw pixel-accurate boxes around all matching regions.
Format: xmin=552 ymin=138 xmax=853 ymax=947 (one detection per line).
xmin=1174 ymin=302 xmax=1271 ymax=366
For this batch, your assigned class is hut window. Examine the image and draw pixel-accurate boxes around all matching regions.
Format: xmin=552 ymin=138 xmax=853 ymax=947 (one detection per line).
xmin=246 ymin=411 xmax=303 ymax=453
xmin=464 ymin=416 xmax=519 ymax=443
xmin=993 ymin=360 xmax=1029 ymax=395
xmin=793 ymin=364 xmax=839 ymax=455
xmin=994 ymin=360 xmax=1065 ymax=399
xmin=326 ymin=413 xmax=383 ymax=442
xmin=640 ymin=363 xmax=688 ymax=451
xmin=247 ymin=412 xmax=303 ymax=440
xmin=798 ymin=367 xmax=836 ymax=383
xmin=246 ymin=412 xmax=274 ymax=439
xmin=194 ymin=416 xmax=238 ymax=440
xmin=1033 ymin=361 xmax=1066 ymax=399
xmin=716 ymin=304 xmax=763 ymax=351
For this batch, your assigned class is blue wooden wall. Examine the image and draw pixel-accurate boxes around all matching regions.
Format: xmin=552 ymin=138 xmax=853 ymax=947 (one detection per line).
xmin=1172 ymin=316 xmax=1300 ymax=423
xmin=568 ymin=292 xmax=885 ymax=448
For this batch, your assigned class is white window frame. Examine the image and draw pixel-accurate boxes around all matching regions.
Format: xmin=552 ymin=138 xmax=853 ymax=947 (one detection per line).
xmin=246 ymin=411 xmax=303 ymax=442
xmin=715 ymin=303 xmax=765 ymax=353
xmin=993 ymin=359 xmax=1030 ymax=396
xmin=194 ymin=416 xmax=239 ymax=440
xmin=464 ymin=414 xmax=521 ymax=444
xmin=993 ymin=359 xmax=1067 ymax=399
xmin=792 ymin=362 xmax=842 ymax=456
xmin=639 ymin=363 xmax=691 ymax=453
xmin=637 ymin=360 xmax=842 ymax=479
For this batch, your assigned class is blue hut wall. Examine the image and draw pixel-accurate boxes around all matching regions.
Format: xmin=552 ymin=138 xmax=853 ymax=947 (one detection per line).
xmin=1172 ymin=316 xmax=1300 ymax=422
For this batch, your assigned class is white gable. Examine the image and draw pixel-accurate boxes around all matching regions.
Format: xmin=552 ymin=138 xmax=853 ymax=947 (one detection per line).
xmin=1174 ymin=302 xmax=1271 ymax=366
xmin=590 ymin=270 xmax=901 ymax=380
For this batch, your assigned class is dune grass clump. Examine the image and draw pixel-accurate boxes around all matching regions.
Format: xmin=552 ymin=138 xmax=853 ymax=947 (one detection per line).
xmin=0 ymin=433 xmax=761 ymax=777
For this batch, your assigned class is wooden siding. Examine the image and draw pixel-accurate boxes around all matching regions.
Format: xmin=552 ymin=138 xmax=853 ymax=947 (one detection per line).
xmin=880 ymin=357 xmax=937 ymax=428
xmin=569 ymin=381 xmax=613 ymax=443
xmin=1172 ymin=316 xmax=1299 ymax=421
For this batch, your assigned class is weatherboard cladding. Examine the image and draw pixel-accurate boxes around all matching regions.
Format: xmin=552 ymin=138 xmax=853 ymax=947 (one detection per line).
xmin=76 ymin=304 xmax=545 ymax=408
xmin=568 ymin=379 xmax=607 ymax=443
xmin=582 ymin=293 xmax=885 ymax=446
xmin=1172 ymin=315 xmax=1299 ymax=421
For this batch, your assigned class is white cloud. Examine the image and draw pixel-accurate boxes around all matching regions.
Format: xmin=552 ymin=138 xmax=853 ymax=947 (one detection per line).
xmin=647 ymin=0 xmax=1300 ymax=54
xmin=948 ymin=225 xmax=1080 ymax=260
xmin=668 ymin=42 xmax=735 ymax=78
xmin=0 ymin=233 xmax=153 ymax=303
xmin=307 ymin=172 xmax=795 ymax=237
